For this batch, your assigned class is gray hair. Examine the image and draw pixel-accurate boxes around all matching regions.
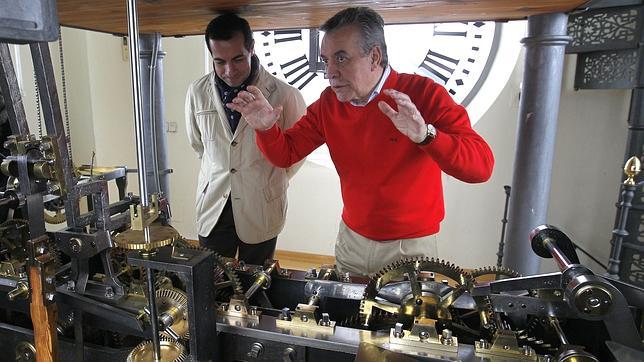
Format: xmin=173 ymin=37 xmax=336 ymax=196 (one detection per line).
xmin=320 ymin=7 xmax=388 ymax=68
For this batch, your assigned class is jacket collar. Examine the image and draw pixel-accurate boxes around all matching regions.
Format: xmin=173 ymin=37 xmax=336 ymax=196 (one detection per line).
xmin=208 ymin=64 xmax=276 ymax=140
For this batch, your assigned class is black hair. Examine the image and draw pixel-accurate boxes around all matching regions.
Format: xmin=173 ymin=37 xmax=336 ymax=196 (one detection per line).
xmin=204 ymin=13 xmax=253 ymax=53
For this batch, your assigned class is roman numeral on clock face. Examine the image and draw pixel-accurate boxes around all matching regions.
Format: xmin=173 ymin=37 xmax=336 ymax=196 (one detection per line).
xmin=280 ymin=54 xmax=318 ymax=90
xmin=418 ymin=49 xmax=459 ymax=84
xmin=273 ymin=29 xmax=303 ymax=43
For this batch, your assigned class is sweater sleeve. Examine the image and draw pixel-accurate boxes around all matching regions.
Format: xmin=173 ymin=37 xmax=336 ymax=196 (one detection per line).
xmin=256 ymin=96 xmax=327 ymax=168
xmin=418 ymin=83 xmax=494 ymax=183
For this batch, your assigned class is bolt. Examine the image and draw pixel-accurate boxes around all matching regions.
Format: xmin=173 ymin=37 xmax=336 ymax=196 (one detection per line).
xmin=320 ymin=313 xmax=331 ymax=326
xmin=503 ymin=345 xmax=510 ymax=350
xmin=477 ymin=339 xmax=490 ymax=349
xmin=70 ymin=238 xmax=82 ymax=253
xmin=588 ymin=297 xmax=600 ymax=308
xmin=45 ymin=292 xmax=55 ymax=302
xmin=523 ymin=345 xmax=532 ymax=356
xmin=249 ymin=306 xmax=257 ymax=315
xmin=415 ymin=298 xmax=423 ymax=305
xmin=553 ymin=290 xmax=562 ymax=297
xmin=281 ymin=307 xmax=291 ymax=321
xmin=393 ymin=323 xmax=404 ymax=338
xmin=301 ymin=315 xmax=309 ymax=322
xmin=441 ymin=329 xmax=453 ymax=345
xmin=234 ymin=304 xmax=241 ymax=312
xmin=105 ymin=287 xmax=114 ymax=298
xmin=66 ymin=280 xmax=75 ymax=291
xmin=343 ymin=272 xmax=351 ymax=282
xmin=419 ymin=331 xmax=429 ymax=340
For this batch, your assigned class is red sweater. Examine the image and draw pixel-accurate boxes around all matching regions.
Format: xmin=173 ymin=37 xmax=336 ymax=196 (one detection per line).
xmin=256 ymin=70 xmax=494 ymax=240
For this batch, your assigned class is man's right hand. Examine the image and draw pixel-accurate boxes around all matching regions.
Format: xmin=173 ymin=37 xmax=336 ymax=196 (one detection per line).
xmin=226 ymin=85 xmax=282 ymax=131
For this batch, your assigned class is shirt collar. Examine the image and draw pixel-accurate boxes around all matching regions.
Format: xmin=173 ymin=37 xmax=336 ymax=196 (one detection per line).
xmin=350 ymin=65 xmax=391 ymax=107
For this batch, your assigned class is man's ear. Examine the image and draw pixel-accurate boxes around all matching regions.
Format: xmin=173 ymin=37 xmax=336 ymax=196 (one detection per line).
xmin=371 ymin=45 xmax=382 ymax=69
xmin=250 ymin=39 xmax=256 ymax=55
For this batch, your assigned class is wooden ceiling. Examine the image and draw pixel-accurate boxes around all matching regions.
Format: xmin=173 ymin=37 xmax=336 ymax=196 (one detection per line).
xmin=57 ymin=0 xmax=589 ymax=37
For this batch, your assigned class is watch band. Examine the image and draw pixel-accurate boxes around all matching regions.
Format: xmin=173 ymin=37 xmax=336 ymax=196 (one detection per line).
xmin=417 ymin=124 xmax=437 ymax=145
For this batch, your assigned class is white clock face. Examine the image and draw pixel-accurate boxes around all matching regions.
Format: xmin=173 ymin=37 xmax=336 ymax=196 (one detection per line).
xmin=254 ymin=21 xmax=498 ymax=106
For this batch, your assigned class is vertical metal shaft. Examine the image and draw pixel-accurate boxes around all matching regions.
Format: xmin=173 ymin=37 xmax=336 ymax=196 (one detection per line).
xmin=139 ymin=33 xmax=170 ymax=200
xmin=126 ymin=0 xmax=158 ymax=359
xmin=496 ymin=185 xmax=511 ymax=267
xmin=0 ymin=43 xmax=30 ymax=135
xmin=606 ymin=183 xmax=636 ymax=278
xmin=126 ymin=0 xmax=148 ymax=208
xmin=503 ymin=13 xmax=570 ymax=275
xmin=146 ymin=262 xmax=161 ymax=361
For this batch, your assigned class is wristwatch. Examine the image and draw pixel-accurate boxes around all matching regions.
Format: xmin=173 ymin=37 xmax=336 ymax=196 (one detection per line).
xmin=417 ymin=123 xmax=437 ymax=145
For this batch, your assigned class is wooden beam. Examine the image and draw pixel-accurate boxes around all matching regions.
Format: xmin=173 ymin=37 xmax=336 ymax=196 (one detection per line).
xmin=29 ymin=265 xmax=59 ymax=362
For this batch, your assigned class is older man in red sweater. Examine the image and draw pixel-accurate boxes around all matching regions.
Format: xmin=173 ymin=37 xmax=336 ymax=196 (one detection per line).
xmin=227 ymin=7 xmax=494 ymax=275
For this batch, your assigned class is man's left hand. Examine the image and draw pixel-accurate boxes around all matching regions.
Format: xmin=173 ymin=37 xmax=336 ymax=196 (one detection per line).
xmin=378 ymin=89 xmax=427 ymax=143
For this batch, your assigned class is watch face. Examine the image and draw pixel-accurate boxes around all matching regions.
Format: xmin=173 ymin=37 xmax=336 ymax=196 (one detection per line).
xmin=254 ymin=21 xmax=498 ymax=106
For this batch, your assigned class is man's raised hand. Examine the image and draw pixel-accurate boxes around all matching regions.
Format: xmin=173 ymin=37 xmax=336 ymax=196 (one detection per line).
xmin=226 ymin=85 xmax=282 ymax=131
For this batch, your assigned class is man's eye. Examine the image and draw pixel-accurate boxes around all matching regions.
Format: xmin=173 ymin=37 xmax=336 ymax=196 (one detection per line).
xmin=337 ymin=56 xmax=346 ymax=63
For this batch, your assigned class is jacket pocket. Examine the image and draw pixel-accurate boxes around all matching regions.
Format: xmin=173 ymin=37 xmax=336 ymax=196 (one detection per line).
xmin=195 ymin=178 xmax=209 ymax=216
xmin=195 ymin=110 xmax=218 ymax=140
xmin=263 ymin=176 xmax=288 ymax=202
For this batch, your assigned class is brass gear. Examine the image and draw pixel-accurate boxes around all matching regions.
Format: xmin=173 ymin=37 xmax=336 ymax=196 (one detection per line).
xmin=360 ymin=257 xmax=472 ymax=327
xmin=126 ymin=335 xmax=187 ymax=362
xmin=170 ymin=239 xmax=243 ymax=299
xmin=470 ymin=266 xmax=522 ymax=284
xmin=156 ymin=288 xmax=189 ymax=340
xmin=469 ymin=266 xmax=524 ymax=336
xmin=43 ymin=208 xmax=66 ymax=224
xmin=113 ymin=224 xmax=179 ymax=251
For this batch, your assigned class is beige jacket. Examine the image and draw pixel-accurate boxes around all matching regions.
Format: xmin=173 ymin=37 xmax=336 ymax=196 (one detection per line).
xmin=185 ymin=65 xmax=306 ymax=243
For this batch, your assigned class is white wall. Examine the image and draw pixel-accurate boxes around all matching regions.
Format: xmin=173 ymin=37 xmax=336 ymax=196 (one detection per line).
xmin=13 ymin=26 xmax=631 ymax=272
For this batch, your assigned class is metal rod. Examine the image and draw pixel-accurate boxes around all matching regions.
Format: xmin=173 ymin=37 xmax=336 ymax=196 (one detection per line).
xmin=126 ymin=0 xmax=148 ymax=208
xmin=607 ymin=183 xmax=636 ymax=278
xmin=544 ymin=238 xmax=573 ymax=271
xmin=497 ymin=185 xmax=511 ymax=267
xmin=548 ymin=317 xmax=569 ymax=345
xmin=145 ymin=264 xmax=161 ymax=361
xmin=0 ymin=43 xmax=30 ymax=135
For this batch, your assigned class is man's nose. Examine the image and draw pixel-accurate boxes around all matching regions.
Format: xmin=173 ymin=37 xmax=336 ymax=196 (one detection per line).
xmin=224 ymin=64 xmax=234 ymax=76
xmin=325 ymin=62 xmax=337 ymax=79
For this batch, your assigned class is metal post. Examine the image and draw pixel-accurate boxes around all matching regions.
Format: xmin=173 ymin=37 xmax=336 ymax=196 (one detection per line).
xmin=503 ymin=13 xmax=571 ymax=275
xmin=139 ymin=33 xmax=170 ymax=200
xmin=496 ymin=185 xmax=511 ymax=267
xmin=0 ymin=43 xmax=30 ymax=136
xmin=126 ymin=0 xmax=148 ymax=208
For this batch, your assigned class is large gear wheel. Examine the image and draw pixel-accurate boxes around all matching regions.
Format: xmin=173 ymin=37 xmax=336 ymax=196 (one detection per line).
xmin=126 ymin=335 xmax=187 ymax=362
xmin=470 ymin=266 xmax=522 ymax=283
xmin=170 ymin=239 xmax=243 ymax=301
xmin=113 ymin=224 xmax=179 ymax=251
xmin=360 ymin=257 xmax=472 ymax=328
xmin=468 ymin=266 xmax=525 ymax=337
xmin=156 ymin=288 xmax=189 ymax=340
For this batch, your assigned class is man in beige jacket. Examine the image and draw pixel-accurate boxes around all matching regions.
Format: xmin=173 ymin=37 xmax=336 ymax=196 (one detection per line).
xmin=185 ymin=13 xmax=306 ymax=265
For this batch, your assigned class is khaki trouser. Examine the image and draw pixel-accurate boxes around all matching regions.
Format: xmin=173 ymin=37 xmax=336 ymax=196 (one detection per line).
xmin=335 ymin=220 xmax=439 ymax=275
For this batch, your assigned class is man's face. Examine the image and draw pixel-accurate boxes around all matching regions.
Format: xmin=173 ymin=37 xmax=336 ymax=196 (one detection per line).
xmin=209 ymin=31 xmax=253 ymax=87
xmin=320 ymin=25 xmax=379 ymax=103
